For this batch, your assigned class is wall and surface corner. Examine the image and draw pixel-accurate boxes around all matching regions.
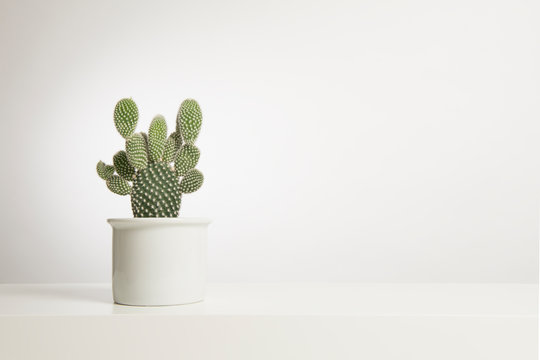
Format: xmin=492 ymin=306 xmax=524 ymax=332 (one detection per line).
xmin=0 ymin=0 xmax=538 ymax=284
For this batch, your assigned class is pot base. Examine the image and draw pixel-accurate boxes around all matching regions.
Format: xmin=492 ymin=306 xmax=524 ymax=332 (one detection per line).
xmin=114 ymin=299 xmax=204 ymax=307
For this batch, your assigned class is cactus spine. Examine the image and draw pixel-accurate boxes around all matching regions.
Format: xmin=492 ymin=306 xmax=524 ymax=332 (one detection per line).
xmin=97 ymin=98 xmax=204 ymax=217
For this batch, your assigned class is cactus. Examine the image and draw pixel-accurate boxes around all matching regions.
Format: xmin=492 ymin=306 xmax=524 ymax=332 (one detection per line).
xmin=97 ymin=161 xmax=115 ymax=180
xmin=126 ymin=132 xmax=148 ymax=170
xmin=148 ymin=115 xmax=167 ymax=162
xmin=97 ymin=98 xmax=204 ymax=217
xmin=113 ymin=150 xmax=135 ymax=181
xmin=177 ymin=99 xmax=202 ymax=145
xmin=175 ymin=144 xmax=200 ymax=176
xmin=114 ymin=98 xmax=138 ymax=138
xmin=179 ymin=169 xmax=204 ymax=193
xmin=162 ymin=135 xmax=177 ymax=163
xmin=107 ymin=175 xmax=131 ymax=195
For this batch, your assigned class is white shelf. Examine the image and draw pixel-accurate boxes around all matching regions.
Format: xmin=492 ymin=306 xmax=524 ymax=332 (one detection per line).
xmin=0 ymin=283 xmax=537 ymax=359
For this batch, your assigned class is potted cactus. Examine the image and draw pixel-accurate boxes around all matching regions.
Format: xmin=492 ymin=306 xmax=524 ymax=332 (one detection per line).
xmin=97 ymin=98 xmax=210 ymax=306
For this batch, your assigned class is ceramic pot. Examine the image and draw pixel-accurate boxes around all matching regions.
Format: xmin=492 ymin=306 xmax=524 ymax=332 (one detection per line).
xmin=108 ymin=218 xmax=211 ymax=306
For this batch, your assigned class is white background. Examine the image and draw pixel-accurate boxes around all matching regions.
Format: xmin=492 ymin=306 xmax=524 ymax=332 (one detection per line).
xmin=0 ymin=0 xmax=538 ymax=283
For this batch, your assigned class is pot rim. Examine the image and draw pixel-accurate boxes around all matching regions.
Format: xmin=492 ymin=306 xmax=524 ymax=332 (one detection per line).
xmin=108 ymin=217 xmax=211 ymax=226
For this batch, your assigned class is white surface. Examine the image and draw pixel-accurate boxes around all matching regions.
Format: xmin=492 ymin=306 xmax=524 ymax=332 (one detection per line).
xmin=110 ymin=218 xmax=210 ymax=305
xmin=0 ymin=0 xmax=539 ymax=283
xmin=0 ymin=283 xmax=536 ymax=359
xmin=0 ymin=283 xmax=536 ymax=316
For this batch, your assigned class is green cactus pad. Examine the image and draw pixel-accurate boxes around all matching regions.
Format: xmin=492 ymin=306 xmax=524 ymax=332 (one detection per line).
xmin=141 ymin=131 xmax=149 ymax=145
xmin=169 ymin=131 xmax=183 ymax=151
xmin=126 ymin=133 xmax=148 ymax=170
xmin=162 ymin=135 xmax=177 ymax=163
xmin=179 ymin=168 xmax=204 ymax=193
xmin=174 ymin=131 xmax=183 ymax=150
xmin=97 ymin=161 xmax=115 ymax=180
xmin=131 ymin=162 xmax=182 ymax=217
xmin=114 ymin=98 xmax=138 ymax=138
xmin=106 ymin=175 xmax=131 ymax=195
xmin=140 ymin=132 xmax=150 ymax=160
xmin=175 ymin=144 xmax=200 ymax=176
xmin=177 ymin=99 xmax=202 ymax=145
xmin=113 ymin=150 xmax=136 ymax=181
xmin=148 ymin=115 xmax=167 ymax=162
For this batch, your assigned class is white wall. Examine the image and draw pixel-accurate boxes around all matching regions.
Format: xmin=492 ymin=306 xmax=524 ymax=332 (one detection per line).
xmin=0 ymin=0 xmax=538 ymax=283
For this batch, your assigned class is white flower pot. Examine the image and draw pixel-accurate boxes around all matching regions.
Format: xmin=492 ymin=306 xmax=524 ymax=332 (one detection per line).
xmin=108 ymin=218 xmax=211 ymax=306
